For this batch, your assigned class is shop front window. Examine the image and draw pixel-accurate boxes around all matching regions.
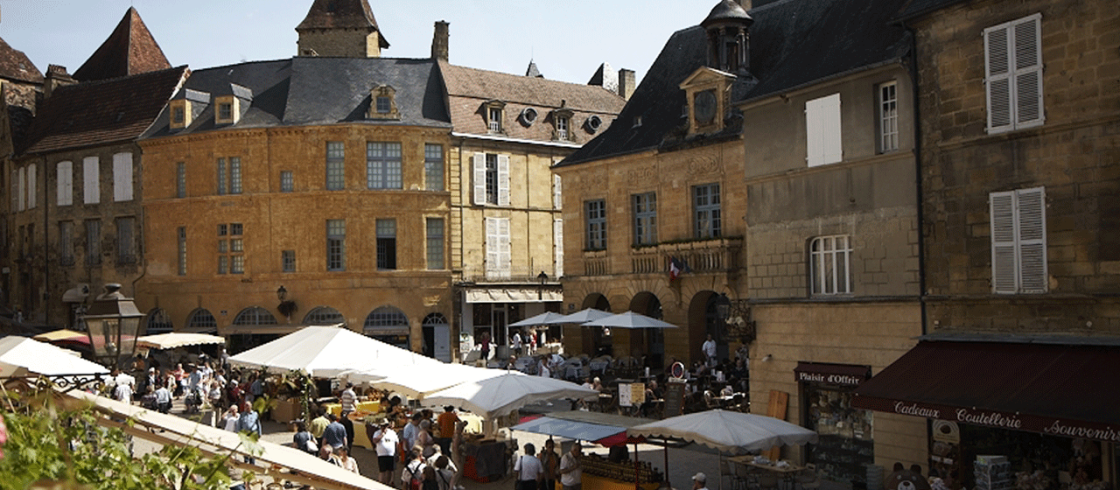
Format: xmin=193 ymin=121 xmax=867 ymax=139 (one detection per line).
xmin=804 ymin=381 xmax=875 ymax=486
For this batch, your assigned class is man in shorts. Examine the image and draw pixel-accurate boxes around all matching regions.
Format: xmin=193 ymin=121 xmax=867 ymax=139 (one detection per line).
xmin=371 ymin=420 xmax=399 ymax=485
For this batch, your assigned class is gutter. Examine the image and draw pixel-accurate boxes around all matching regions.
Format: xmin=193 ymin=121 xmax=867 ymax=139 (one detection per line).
xmin=451 ymin=132 xmax=582 ymax=149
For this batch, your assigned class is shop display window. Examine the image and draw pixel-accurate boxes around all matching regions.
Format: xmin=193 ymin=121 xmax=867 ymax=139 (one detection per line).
xmin=805 ymin=385 xmax=875 ymax=486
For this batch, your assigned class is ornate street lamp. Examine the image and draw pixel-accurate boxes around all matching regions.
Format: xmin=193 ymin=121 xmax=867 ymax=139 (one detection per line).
xmin=715 ymin=293 xmax=732 ymax=321
xmin=82 ymin=283 xmax=143 ymax=368
xmin=277 ymin=285 xmax=288 ymax=302
xmin=277 ymin=285 xmax=297 ymax=323
xmin=715 ymin=292 xmax=756 ymax=344
xmin=537 ymin=271 xmax=548 ymax=300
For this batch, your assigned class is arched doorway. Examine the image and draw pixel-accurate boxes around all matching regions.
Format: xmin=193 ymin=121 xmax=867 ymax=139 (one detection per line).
xmin=686 ymin=292 xmax=727 ymax=366
xmin=703 ymin=294 xmax=729 ymax=363
xmin=581 ymin=294 xmax=611 ymax=357
xmin=144 ymin=308 xmax=173 ymax=335
xmin=422 ymin=313 xmax=451 ymax=362
xmin=185 ymin=308 xmax=218 ymax=333
xmin=364 ymin=306 xmax=410 ymax=350
xmin=629 ymin=292 xmax=666 ymax=369
xmin=303 ymin=306 xmax=346 ymax=326
xmin=229 ymin=306 xmax=281 ymax=353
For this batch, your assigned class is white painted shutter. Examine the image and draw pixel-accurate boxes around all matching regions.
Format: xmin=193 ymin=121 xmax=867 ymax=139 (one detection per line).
xmin=553 ymin=174 xmax=562 ymax=210
xmin=57 ymin=161 xmax=73 ymax=206
xmin=485 ymin=217 xmax=498 ymax=276
xmin=554 ymin=219 xmax=564 ymax=278
xmin=83 ymin=156 xmax=100 ymax=204
xmin=805 ymin=100 xmax=822 ymax=166
xmin=1013 ymin=16 xmax=1044 ymax=129
xmin=497 ymin=217 xmax=511 ymax=278
xmin=990 ymin=191 xmax=1018 ymax=293
xmin=497 ymin=154 xmax=510 ymax=206
xmin=27 ymin=164 xmax=36 ymax=209
xmin=805 ymin=94 xmax=841 ymax=167
xmin=17 ymin=166 xmax=25 ymax=211
xmin=1016 ymin=187 xmax=1047 ymax=293
xmin=473 ymin=153 xmax=486 ymax=205
xmin=113 ymin=152 xmax=133 ymax=202
xmin=984 ymin=23 xmax=1012 ymax=133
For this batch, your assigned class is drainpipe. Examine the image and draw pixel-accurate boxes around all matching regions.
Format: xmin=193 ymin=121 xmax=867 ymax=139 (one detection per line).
xmin=902 ymin=22 xmax=927 ymax=337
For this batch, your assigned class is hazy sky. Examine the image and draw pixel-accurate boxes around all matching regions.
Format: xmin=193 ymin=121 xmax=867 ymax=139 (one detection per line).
xmin=0 ymin=0 xmax=720 ymax=86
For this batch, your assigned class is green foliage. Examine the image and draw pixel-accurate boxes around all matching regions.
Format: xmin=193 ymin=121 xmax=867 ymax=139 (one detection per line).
xmin=0 ymin=385 xmax=234 ymax=489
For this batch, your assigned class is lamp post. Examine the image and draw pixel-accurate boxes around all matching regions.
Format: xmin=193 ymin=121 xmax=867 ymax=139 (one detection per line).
xmin=715 ymin=292 xmax=756 ymax=344
xmin=82 ymin=283 xmax=143 ymax=368
xmin=537 ymin=271 xmax=548 ymax=300
xmin=277 ymin=285 xmax=296 ymax=323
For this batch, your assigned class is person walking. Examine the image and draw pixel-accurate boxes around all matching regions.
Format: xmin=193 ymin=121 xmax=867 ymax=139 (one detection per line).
xmin=236 ymin=401 xmax=261 ymax=464
xmin=515 ymin=443 xmax=544 ymax=490
xmin=372 ymin=420 xmax=400 ymax=485
xmin=540 ymin=438 xmax=560 ymax=490
xmin=558 ymin=442 xmax=582 ymax=490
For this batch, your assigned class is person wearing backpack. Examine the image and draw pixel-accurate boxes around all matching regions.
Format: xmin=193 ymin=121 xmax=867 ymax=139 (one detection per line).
xmin=401 ymin=447 xmax=427 ymax=490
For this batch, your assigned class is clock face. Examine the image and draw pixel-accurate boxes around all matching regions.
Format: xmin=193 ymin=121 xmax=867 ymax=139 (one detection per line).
xmin=694 ymin=90 xmax=717 ymax=125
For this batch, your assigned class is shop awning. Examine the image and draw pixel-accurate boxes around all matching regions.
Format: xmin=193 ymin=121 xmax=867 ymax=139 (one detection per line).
xmin=852 ymin=340 xmax=1120 ymax=443
xmin=464 ymin=287 xmax=563 ymax=303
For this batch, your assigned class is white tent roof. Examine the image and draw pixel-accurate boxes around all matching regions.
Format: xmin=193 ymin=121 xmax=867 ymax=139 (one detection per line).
xmin=0 ymin=336 xmax=108 ymax=378
xmin=67 ymin=390 xmax=387 ymax=490
xmin=627 ymin=409 xmax=818 ymax=453
xmin=424 ymin=372 xmax=597 ymax=419
xmin=137 ymin=333 xmax=226 ymax=350
xmin=345 ymin=363 xmax=515 ymax=400
xmin=229 ymin=326 xmax=443 ymax=378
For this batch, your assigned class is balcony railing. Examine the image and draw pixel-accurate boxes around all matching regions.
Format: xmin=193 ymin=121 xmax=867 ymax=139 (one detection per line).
xmin=631 ymin=237 xmax=743 ymax=275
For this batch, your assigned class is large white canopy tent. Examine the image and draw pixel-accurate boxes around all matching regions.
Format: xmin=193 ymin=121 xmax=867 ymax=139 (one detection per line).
xmin=627 ymin=409 xmax=818 ymax=453
xmin=344 ymin=362 xmax=517 ymax=400
xmin=137 ymin=332 xmax=226 ymax=351
xmin=0 ymin=336 xmax=109 ymax=378
xmin=423 ymin=372 xmax=597 ymax=420
xmin=228 ymin=325 xmax=443 ymax=378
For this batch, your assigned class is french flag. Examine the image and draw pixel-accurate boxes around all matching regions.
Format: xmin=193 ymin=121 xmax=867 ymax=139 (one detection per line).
xmin=669 ymin=256 xmax=688 ymax=281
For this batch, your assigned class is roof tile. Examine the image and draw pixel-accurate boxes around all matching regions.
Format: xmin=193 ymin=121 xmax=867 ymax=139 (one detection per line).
xmin=73 ymin=7 xmax=171 ymax=82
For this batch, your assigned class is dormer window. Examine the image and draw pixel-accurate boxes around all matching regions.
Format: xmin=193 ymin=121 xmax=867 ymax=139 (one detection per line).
xmin=169 ymin=99 xmax=192 ymax=129
xmin=680 ymin=67 xmax=733 ymax=135
xmin=552 ymin=108 xmax=574 ymax=142
xmin=367 ymin=85 xmax=400 ymax=120
xmin=484 ymin=100 xmax=506 ymax=134
xmin=215 ymin=95 xmax=239 ymax=125
xmin=556 ymin=116 xmax=569 ymax=140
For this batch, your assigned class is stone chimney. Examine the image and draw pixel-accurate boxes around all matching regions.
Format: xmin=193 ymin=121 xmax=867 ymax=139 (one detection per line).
xmin=431 ymin=21 xmax=449 ymax=61
xmin=618 ymin=69 xmax=637 ymax=101
xmin=44 ymin=65 xmax=77 ymax=99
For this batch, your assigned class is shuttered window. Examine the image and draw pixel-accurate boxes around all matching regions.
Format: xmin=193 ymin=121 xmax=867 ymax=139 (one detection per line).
xmin=27 ymin=164 xmax=36 ymax=209
xmin=984 ymin=13 xmax=1044 ymax=134
xmin=554 ymin=219 xmax=564 ymax=279
xmin=485 ymin=217 xmax=511 ymax=279
xmin=83 ymin=157 xmax=100 ymax=204
xmin=473 ymin=153 xmax=510 ymax=206
xmin=990 ymin=187 xmax=1047 ymax=294
xmin=57 ymin=161 xmax=73 ymax=206
xmin=553 ymin=175 xmax=563 ymax=210
xmin=805 ymin=93 xmax=842 ymax=167
xmin=113 ymin=152 xmax=133 ymax=201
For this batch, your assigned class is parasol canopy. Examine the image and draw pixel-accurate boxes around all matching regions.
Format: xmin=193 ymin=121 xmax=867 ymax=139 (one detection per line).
xmin=509 ymin=311 xmax=568 ymax=327
xmin=0 ymin=336 xmax=109 ymax=378
xmin=627 ymin=409 xmax=818 ymax=453
xmin=229 ymin=325 xmax=442 ymax=378
xmin=581 ymin=311 xmax=678 ymax=329
xmin=423 ymin=372 xmax=597 ymax=419
xmin=137 ymin=333 xmax=226 ymax=350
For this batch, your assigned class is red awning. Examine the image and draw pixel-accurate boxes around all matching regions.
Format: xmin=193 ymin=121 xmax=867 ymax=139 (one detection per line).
xmin=852 ymin=340 xmax=1120 ymax=443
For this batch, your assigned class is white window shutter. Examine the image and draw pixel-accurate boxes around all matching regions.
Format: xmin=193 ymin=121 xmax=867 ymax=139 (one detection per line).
xmin=473 ymin=153 xmax=487 ymax=205
xmin=27 ymin=164 xmax=36 ymax=209
xmin=497 ymin=154 xmax=511 ymax=206
xmin=822 ymin=94 xmax=842 ymax=164
xmin=990 ymin=191 xmax=1018 ymax=293
xmin=113 ymin=152 xmax=133 ymax=202
xmin=554 ymin=219 xmax=564 ymax=278
xmin=498 ymin=218 xmax=511 ymax=278
xmin=805 ymin=100 xmax=823 ymax=166
xmin=57 ymin=161 xmax=73 ymax=206
xmin=17 ymin=166 xmax=25 ymax=211
xmin=1013 ymin=16 xmax=1044 ymax=128
xmin=1016 ymin=187 xmax=1047 ymax=293
xmin=84 ymin=156 xmax=100 ymax=204
xmin=553 ymin=174 xmax=562 ymax=210
xmin=985 ymin=23 xmax=1013 ymax=133
xmin=485 ymin=217 xmax=498 ymax=276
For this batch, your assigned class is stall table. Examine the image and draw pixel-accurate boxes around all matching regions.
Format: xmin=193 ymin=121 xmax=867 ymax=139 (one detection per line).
xmin=461 ymin=437 xmax=516 ymax=482
xmin=731 ymin=456 xmax=804 ymax=490
xmin=323 ymin=400 xmax=380 ymax=417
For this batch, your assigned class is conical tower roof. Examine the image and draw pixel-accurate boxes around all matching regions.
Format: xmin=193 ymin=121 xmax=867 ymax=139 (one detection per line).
xmin=297 ymin=0 xmax=390 ymax=49
xmin=701 ymin=0 xmax=753 ymax=28
xmin=73 ymin=7 xmax=170 ymax=82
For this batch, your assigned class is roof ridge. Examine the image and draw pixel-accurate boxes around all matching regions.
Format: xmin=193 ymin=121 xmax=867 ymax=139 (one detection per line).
xmin=444 ymin=62 xmax=618 ymax=92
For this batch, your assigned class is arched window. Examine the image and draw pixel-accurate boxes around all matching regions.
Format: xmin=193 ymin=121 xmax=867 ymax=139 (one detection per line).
xmin=364 ymin=306 xmax=410 ymax=349
xmin=233 ymin=306 xmax=278 ymax=326
xmin=423 ymin=313 xmax=448 ymax=326
xmin=303 ymin=306 xmax=345 ymax=326
xmin=186 ymin=308 xmax=218 ymax=333
xmin=144 ymin=308 xmax=173 ymax=334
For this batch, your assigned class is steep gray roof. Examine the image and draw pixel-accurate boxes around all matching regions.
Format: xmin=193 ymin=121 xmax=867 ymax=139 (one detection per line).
xmin=559 ymin=0 xmax=911 ymax=167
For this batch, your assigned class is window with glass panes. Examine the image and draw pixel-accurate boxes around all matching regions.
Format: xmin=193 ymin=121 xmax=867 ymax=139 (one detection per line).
xmin=488 ymin=107 xmax=502 ymax=132
xmin=281 ymin=171 xmax=293 ymax=193
xmin=632 ymin=192 xmax=657 ymax=245
xmin=85 ymin=220 xmax=101 ymax=266
xmin=366 ymin=142 xmax=402 ymax=189
xmin=485 ymin=154 xmax=499 ymax=204
xmin=556 ymin=116 xmax=569 ymax=140
xmin=176 ymin=162 xmax=186 ymax=198
xmin=377 ymin=219 xmax=397 ymax=270
xmin=216 ymin=157 xmax=242 ymax=195
xmin=177 ymin=227 xmax=187 ymax=276
xmin=326 ymin=142 xmax=345 ymax=190
xmin=376 ymin=96 xmax=391 ymax=113
xmin=327 ymin=219 xmax=345 ymax=271
xmin=282 ymin=250 xmax=295 ymax=272
xmin=586 ymin=199 xmax=606 ymax=250
xmin=59 ymin=221 xmax=74 ymax=265
xmin=218 ymin=223 xmax=244 ymax=274
xmin=425 ymin=144 xmax=444 ymax=191
xmin=693 ymin=183 xmax=721 ymax=239
xmin=879 ymin=82 xmax=898 ymax=152
xmin=117 ymin=217 xmax=136 ymax=264
xmin=810 ymin=235 xmax=851 ymax=295
xmin=426 ymin=218 xmax=444 ymax=270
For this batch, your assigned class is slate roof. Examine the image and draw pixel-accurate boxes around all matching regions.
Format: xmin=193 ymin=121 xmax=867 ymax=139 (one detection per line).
xmin=439 ymin=61 xmax=625 ymax=141
xmin=297 ymin=0 xmax=390 ymax=49
xmin=142 ymin=56 xmax=450 ymax=139
xmin=894 ymin=0 xmax=970 ymax=21
xmin=559 ymin=0 xmax=911 ymax=167
xmin=0 ymin=37 xmax=43 ymax=84
xmin=23 ymin=66 xmax=187 ymax=154
xmin=73 ymin=8 xmax=171 ymax=83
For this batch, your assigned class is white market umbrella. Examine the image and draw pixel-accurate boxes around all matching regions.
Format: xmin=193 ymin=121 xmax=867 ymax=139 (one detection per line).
xmin=509 ymin=311 xmax=568 ymax=328
xmin=582 ymin=311 xmax=678 ymax=329
xmin=137 ymin=333 xmax=226 ymax=350
xmin=0 ymin=336 xmax=109 ymax=378
xmin=550 ymin=308 xmax=613 ymax=324
xmin=229 ymin=325 xmax=443 ymax=378
xmin=424 ymin=372 xmax=597 ymax=420
xmin=627 ymin=409 xmax=818 ymax=453
xmin=344 ymin=363 xmax=512 ymax=399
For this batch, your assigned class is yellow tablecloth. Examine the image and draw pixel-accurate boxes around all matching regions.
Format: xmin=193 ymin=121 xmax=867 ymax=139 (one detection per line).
xmin=324 ymin=400 xmax=381 ymax=417
xmin=460 ymin=413 xmax=484 ymax=434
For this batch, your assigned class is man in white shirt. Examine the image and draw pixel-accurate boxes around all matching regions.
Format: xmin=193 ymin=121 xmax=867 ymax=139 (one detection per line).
xmin=512 ymin=331 xmax=523 ymax=356
xmin=114 ymin=381 xmax=133 ymax=404
xmin=538 ymin=357 xmax=551 ymax=378
xmin=558 ymin=442 xmax=582 ymax=490
xmin=401 ymin=447 xmax=427 ymax=490
xmin=371 ymin=421 xmax=399 ymax=485
xmin=692 ymin=472 xmax=709 ymax=490
xmin=515 ymin=443 xmax=544 ymax=490
xmin=702 ymin=334 xmax=718 ymax=367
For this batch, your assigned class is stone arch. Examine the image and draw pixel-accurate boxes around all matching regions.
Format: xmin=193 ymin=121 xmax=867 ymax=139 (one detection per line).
xmin=143 ymin=308 xmax=173 ymax=334
xmin=302 ymin=306 xmax=346 ymax=326
xmin=628 ymin=292 xmax=667 ymax=369
xmin=578 ymin=293 xmax=612 ymax=357
xmin=185 ymin=308 xmax=218 ymax=333
xmin=421 ymin=313 xmax=450 ymax=361
xmin=233 ymin=306 xmax=278 ymax=326
xmin=364 ymin=306 xmax=410 ymax=350
xmin=687 ymin=290 xmax=726 ymax=365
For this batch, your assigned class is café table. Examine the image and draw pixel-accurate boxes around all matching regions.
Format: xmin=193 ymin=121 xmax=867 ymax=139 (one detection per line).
xmin=730 ymin=456 xmax=803 ymax=490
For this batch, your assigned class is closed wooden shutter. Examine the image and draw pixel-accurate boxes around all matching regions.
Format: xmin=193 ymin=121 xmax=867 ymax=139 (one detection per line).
xmin=1016 ymin=187 xmax=1047 ymax=293
xmin=985 ymin=24 xmax=1013 ymax=132
xmin=113 ymin=152 xmax=133 ymax=202
xmin=57 ymin=161 xmax=73 ymax=206
xmin=554 ymin=219 xmax=564 ymax=278
xmin=990 ymin=191 xmax=1018 ymax=293
xmin=805 ymin=94 xmax=841 ymax=167
xmin=83 ymin=156 xmax=100 ymax=204
xmin=985 ymin=14 xmax=1043 ymax=133
xmin=473 ymin=153 xmax=487 ymax=205
xmin=553 ymin=174 xmax=562 ymax=210
xmin=27 ymin=164 xmax=36 ymax=209
xmin=485 ymin=217 xmax=498 ymax=277
xmin=497 ymin=154 xmax=511 ymax=206
xmin=17 ymin=166 xmax=25 ymax=211
xmin=1013 ymin=16 xmax=1044 ymax=128
xmin=497 ymin=218 xmax=511 ymax=278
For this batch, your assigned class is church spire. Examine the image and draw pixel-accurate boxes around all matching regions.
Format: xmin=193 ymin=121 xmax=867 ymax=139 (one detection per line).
xmin=73 ymin=7 xmax=171 ymax=82
xmin=296 ymin=0 xmax=390 ymax=58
